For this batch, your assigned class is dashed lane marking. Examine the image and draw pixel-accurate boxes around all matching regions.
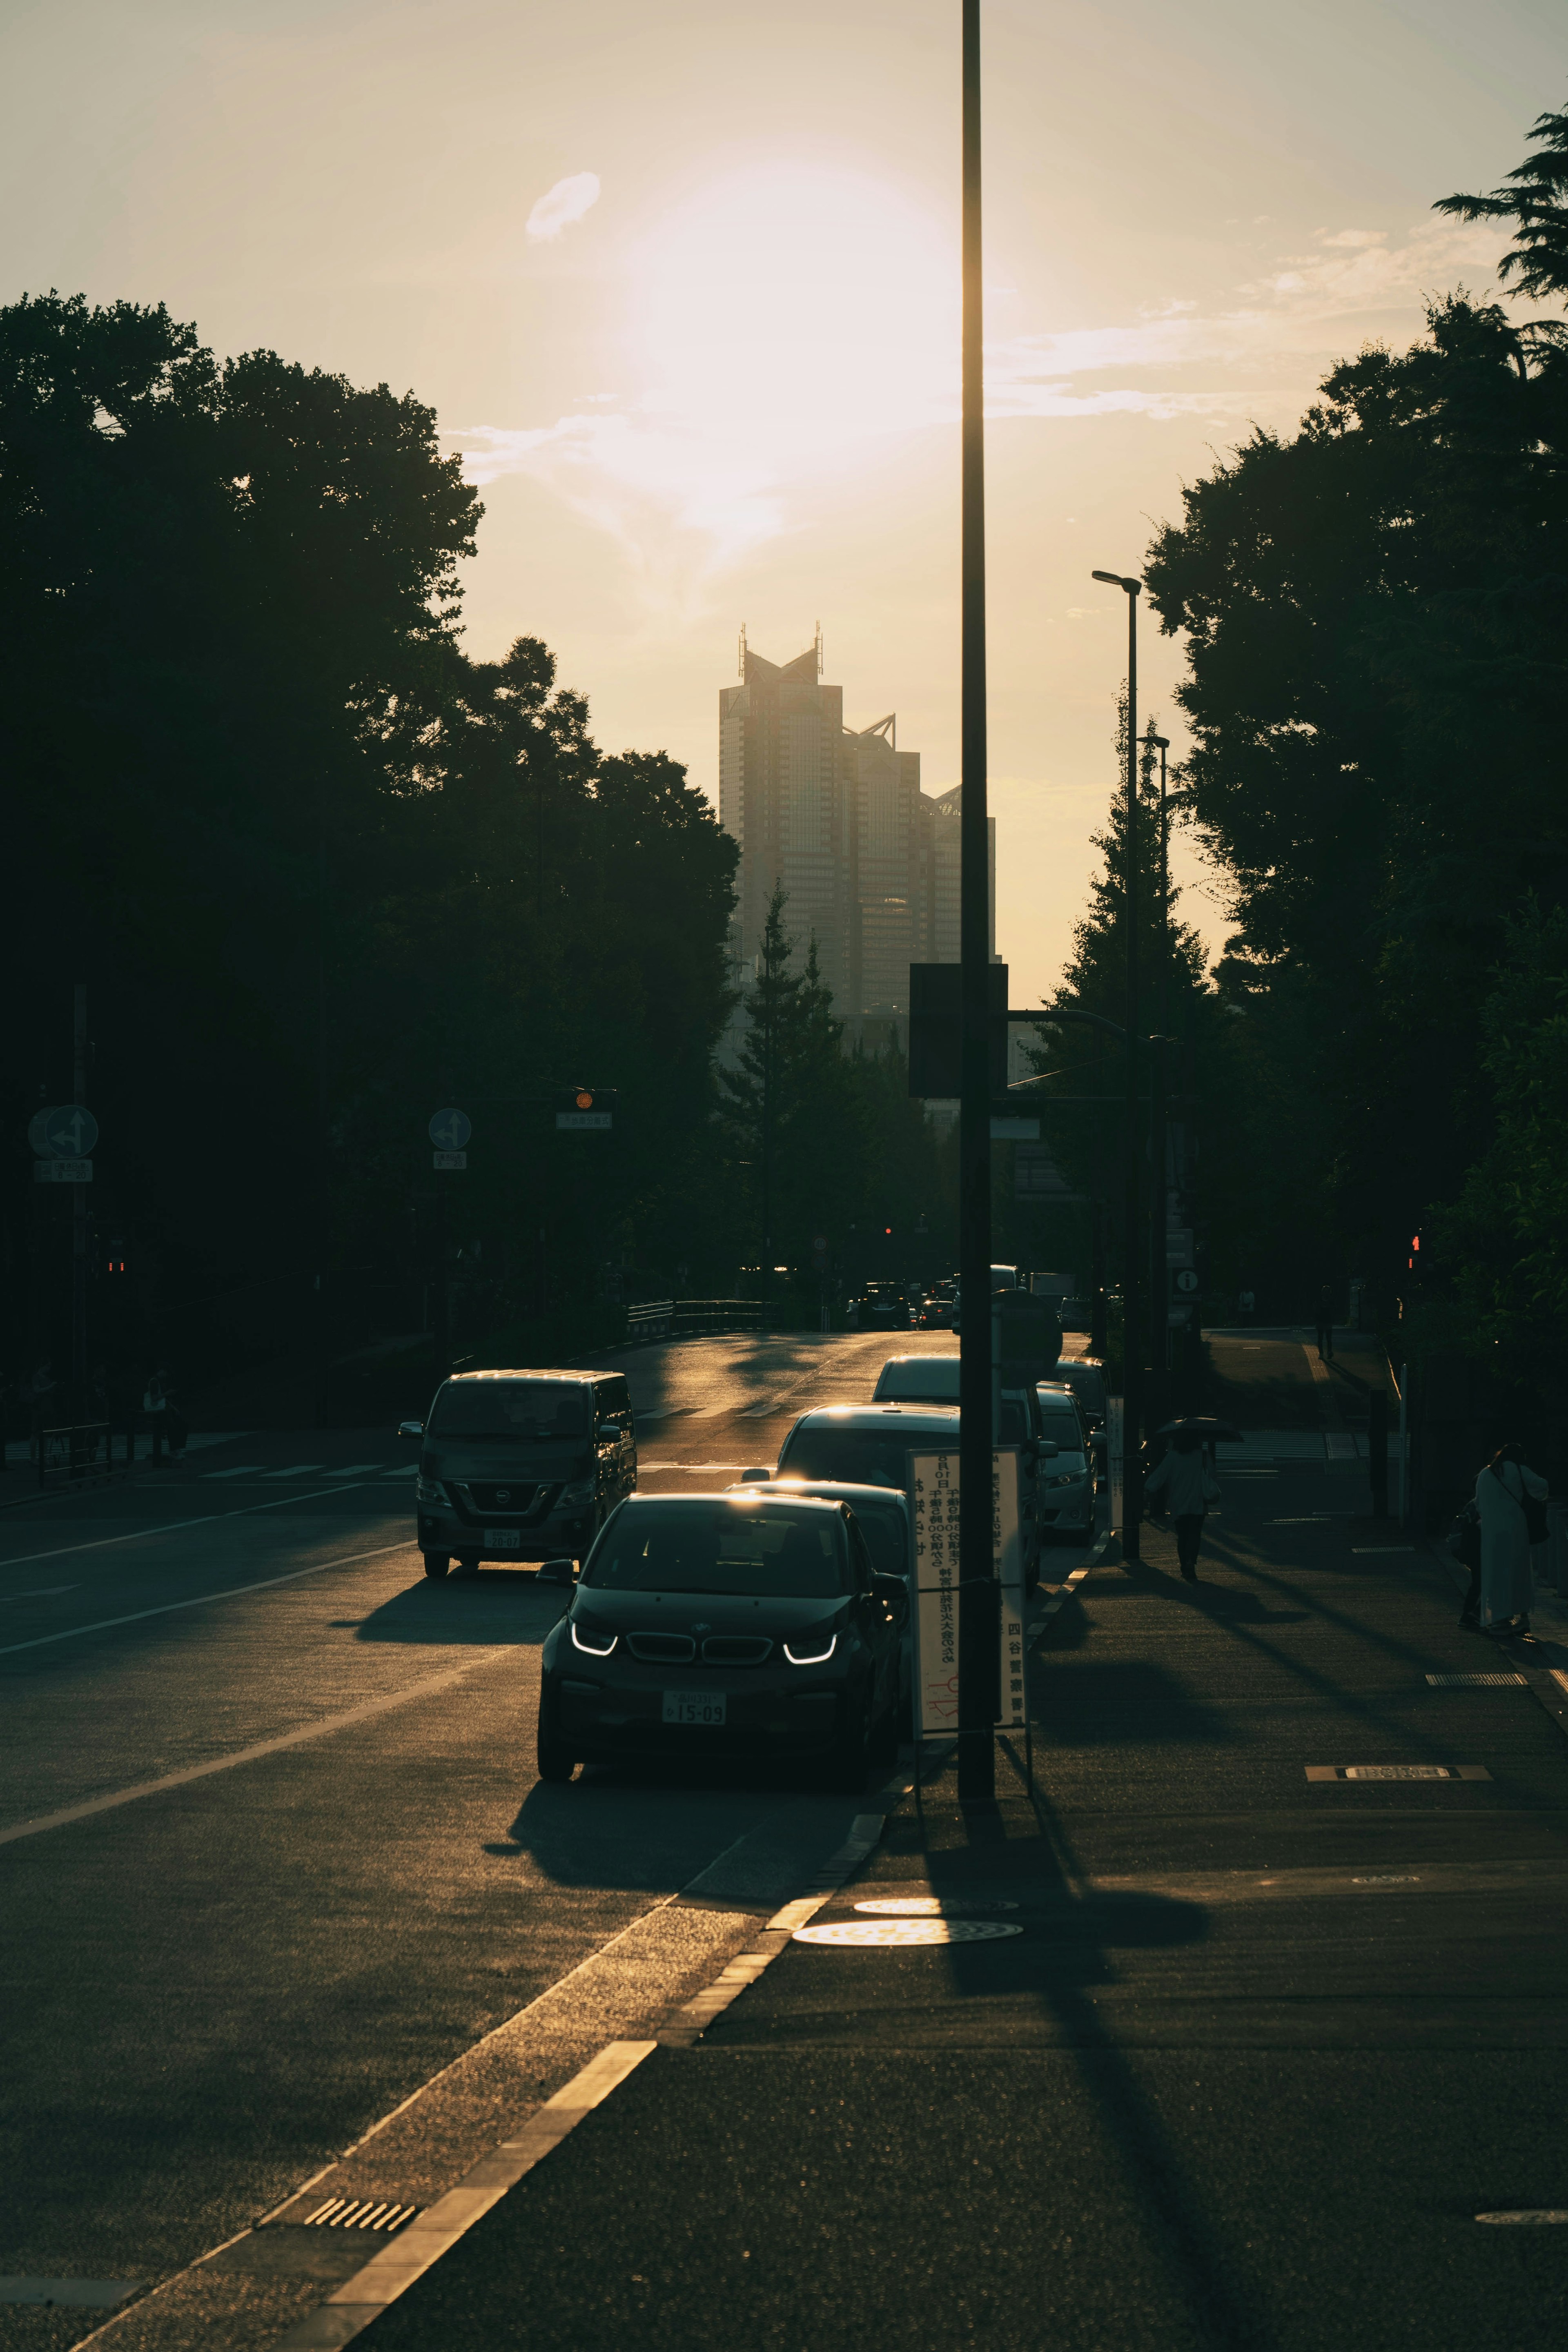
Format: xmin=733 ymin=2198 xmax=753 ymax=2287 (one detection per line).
xmin=0 ymin=1537 xmax=414 ymax=1660
xmin=1305 ymin=1763 xmax=1492 ymax=1782
xmin=0 ymin=1638 xmax=503 ymax=1845
xmin=1476 ymin=2210 xmax=1568 ymax=2225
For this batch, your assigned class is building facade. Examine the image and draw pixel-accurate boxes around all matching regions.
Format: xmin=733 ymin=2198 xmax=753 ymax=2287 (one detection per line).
xmin=721 ymin=636 xmax=995 ymax=1057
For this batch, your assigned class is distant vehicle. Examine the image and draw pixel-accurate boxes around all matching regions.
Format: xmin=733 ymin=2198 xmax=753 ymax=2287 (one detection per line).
xmin=1033 ymin=1383 xmax=1096 ymax=1541
xmin=534 ymin=1493 xmax=904 ymax=1787
xmin=869 ymin=1356 xmax=1058 ymax=1572
xmin=917 ymin=1291 xmax=956 ymax=1330
xmin=759 ymin=1400 xmax=1056 ymax=1592
xmin=398 ymin=1369 xmax=637 ymax=1579
xmin=852 ymin=1281 xmax=913 ymax=1332
xmin=1053 ymin=1354 xmax=1107 ymax=1429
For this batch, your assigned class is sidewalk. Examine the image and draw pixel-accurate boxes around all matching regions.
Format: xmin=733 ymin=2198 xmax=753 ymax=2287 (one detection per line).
xmin=345 ymin=1459 xmax=1568 ymax=2352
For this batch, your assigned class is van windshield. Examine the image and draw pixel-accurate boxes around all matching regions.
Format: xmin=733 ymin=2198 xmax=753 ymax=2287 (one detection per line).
xmin=585 ymin=1503 xmax=848 ymax=1596
xmin=430 ymin=1382 xmax=588 ymax=1440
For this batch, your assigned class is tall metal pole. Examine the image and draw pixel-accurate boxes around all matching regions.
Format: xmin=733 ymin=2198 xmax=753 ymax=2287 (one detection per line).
xmin=72 ymin=982 xmax=89 ymax=1414
xmin=1093 ymin=569 xmax=1143 ymax=1558
xmin=1149 ymin=734 xmax=1169 ymax=1417
xmin=957 ymin=0 xmax=996 ymax=1801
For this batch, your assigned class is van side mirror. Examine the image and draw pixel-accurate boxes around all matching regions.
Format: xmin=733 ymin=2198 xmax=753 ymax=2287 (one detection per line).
xmin=597 ymin=1418 xmax=621 ymax=1440
xmin=1031 ymin=1440 xmax=1059 ymax=1461
xmin=397 ymin=1420 xmax=424 ymax=1442
xmin=537 ymin=1558 xmax=576 ymax=1586
xmin=737 ymin=1466 xmax=771 ymax=1483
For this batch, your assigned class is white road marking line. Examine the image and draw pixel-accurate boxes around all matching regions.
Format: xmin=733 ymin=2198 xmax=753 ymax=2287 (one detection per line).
xmin=325 ymin=1465 xmax=385 ymax=1478
xmin=0 ymin=1641 xmax=503 ymax=1846
xmin=0 ymin=1474 xmax=403 ymax=1577
xmin=2 ymin=1585 xmax=78 ymax=1601
xmin=0 ymin=1537 xmax=413 ymax=1660
xmin=261 ymin=1464 xmax=327 ymax=1479
xmin=1475 ymin=2209 xmax=1568 ymax=2225
xmin=273 ymin=2043 xmax=659 ymax=2344
xmin=1352 ymin=1546 xmax=1414 ymax=1554
xmin=200 ymin=1466 xmax=268 ymax=1480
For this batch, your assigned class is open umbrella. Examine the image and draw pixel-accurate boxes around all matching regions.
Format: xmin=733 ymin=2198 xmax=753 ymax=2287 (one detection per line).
xmin=1156 ymin=1414 xmax=1244 ymax=1443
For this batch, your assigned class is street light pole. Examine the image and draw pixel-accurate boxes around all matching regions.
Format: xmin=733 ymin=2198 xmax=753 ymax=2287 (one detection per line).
xmin=1149 ymin=732 xmax=1170 ymax=1418
xmin=957 ymin=0 xmax=996 ymax=1800
xmin=1091 ymin=569 xmax=1143 ymax=1559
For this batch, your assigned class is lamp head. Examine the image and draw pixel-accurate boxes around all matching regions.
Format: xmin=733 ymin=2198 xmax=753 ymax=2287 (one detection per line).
xmin=1151 ymin=734 xmax=1170 ymax=751
xmin=1091 ymin=569 xmax=1142 ymax=594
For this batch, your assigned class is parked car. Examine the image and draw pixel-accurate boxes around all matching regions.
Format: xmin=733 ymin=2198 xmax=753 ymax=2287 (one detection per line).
xmin=1033 ymin=1383 xmax=1096 ymax=1541
xmin=869 ymin=1355 xmax=1058 ymax=1577
xmin=535 ymin=1492 xmax=904 ymax=1787
xmin=755 ymin=1399 xmax=1056 ymax=1593
xmin=725 ymin=1476 xmax=913 ymax=1718
xmin=398 ymin=1369 xmax=637 ymax=1579
xmin=1052 ymin=1354 xmax=1107 ymax=1430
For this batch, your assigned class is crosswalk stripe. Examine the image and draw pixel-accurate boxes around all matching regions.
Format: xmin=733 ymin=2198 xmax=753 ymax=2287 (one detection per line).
xmin=325 ymin=1463 xmax=385 ymax=1477
xmin=202 ymin=1466 xmax=267 ymax=1480
xmin=260 ymin=1464 xmax=327 ymax=1479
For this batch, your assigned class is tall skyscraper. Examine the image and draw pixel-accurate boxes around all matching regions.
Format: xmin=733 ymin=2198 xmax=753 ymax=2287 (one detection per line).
xmin=720 ymin=634 xmax=996 ymax=1056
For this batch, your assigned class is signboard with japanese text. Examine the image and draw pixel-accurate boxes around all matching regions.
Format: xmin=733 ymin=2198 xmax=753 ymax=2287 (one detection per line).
xmin=906 ymin=1448 xmax=1026 ymax=1736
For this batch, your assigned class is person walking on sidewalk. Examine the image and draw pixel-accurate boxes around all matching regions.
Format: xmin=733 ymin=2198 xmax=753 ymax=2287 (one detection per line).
xmin=1474 ymin=1442 xmax=1548 ymax=1638
xmin=1314 ymin=1285 xmax=1335 ymax=1362
xmin=1144 ymin=1431 xmax=1221 ymax=1583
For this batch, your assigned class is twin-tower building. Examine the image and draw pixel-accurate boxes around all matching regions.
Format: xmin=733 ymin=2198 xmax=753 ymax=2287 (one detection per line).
xmin=719 ymin=633 xmax=995 ymax=1053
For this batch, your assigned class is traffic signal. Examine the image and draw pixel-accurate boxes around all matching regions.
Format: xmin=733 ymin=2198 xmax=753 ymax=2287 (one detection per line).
xmin=556 ymin=1087 xmax=615 ymax=1131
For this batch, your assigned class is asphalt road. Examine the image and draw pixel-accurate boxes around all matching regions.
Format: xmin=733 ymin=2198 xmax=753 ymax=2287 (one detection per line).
xmin=0 ymin=1327 xmax=978 ymax=2351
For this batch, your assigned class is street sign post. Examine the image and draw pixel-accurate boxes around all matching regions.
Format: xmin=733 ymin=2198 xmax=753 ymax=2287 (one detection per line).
xmin=29 ymin=1105 xmax=98 ymax=1159
xmin=907 ymin=1448 xmax=1025 ymax=1739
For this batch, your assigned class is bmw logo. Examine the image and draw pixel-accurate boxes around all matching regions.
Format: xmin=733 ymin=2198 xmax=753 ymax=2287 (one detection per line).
xmin=497 ymin=1488 xmax=511 ymax=1503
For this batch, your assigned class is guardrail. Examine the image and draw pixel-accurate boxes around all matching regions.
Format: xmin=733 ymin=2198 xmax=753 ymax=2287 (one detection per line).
xmin=38 ymin=1421 xmax=116 ymax=1492
xmin=624 ymin=1299 xmax=784 ymax=1343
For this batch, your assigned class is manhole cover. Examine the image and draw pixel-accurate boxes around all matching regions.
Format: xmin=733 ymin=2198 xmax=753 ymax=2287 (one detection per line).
xmin=853 ymin=1898 xmax=1020 ymax=1917
xmin=793 ymin=1920 xmax=1022 ymax=1947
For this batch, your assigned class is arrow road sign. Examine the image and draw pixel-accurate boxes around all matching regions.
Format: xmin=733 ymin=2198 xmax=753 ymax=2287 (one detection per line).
xmin=29 ymin=1105 xmax=98 ymax=1159
xmin=428 ymin=1109 xmax=472 ymax=1152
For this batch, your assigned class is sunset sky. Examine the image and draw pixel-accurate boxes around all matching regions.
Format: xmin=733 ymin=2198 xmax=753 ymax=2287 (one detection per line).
xmin=4 ymin=0 xmax=1559 ymax=999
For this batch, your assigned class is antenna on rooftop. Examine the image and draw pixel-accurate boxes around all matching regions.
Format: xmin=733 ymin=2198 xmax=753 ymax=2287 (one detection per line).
xmin=815 ymin=620 xmax=823 ymax=677
xmin=738 ymin=623 xmax=746 ymax=678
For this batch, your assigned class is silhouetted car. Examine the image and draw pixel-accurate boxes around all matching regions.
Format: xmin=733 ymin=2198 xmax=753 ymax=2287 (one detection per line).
xmin=535 ymin=1493 xmax=904 ymax=1788
xmin=853 ymin=1283 xmax=913 ymax=1332
xmin=398 ymin=1370 xmax=636 ymax=1579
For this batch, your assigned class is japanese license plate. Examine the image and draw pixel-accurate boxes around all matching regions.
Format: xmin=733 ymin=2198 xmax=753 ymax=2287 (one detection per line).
xmin=483 ymin=1528 xmax=521 ymax=1551
xmin=662 ymin=1690 xmax=726 ymax=1727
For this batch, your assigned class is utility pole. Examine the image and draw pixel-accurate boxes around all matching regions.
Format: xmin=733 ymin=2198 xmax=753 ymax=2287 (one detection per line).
xmin=957 ymin=0 xmax=997 ymax=1801
xmin=1091 ymin=569 xmax=1144 ymax=1558
xmin=1148 ymin=732 xmax=1170 ymax=1423
xmin=72 ymin=982 xmax=88 ymax=1413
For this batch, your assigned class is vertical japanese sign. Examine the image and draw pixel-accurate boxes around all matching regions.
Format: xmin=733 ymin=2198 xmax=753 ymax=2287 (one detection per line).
xmin=908 ymin=1448 xmax=1026 ymax=1735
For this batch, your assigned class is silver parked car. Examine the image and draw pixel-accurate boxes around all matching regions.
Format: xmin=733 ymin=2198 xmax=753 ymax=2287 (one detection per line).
xmin=1033 ymin=1382 xmax=1095 ymax=1541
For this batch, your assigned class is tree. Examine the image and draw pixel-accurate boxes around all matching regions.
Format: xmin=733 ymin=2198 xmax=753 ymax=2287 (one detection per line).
xmin=1435 ymin=102 xmax=1568 ymax=310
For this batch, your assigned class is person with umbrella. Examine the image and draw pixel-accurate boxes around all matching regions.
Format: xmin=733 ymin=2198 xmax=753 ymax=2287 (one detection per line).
xmin=1143 ymin=1416 xmax=1237 ymax=1582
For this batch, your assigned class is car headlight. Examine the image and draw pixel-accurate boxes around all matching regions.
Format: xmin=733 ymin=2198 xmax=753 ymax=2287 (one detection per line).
xmin=783 ymin=1629 xmax=839 ymax=1666
xmin=570 ymin=1617 xmax=618 ymax=1656
xmin=1045 ymin=1471 xmax=1079 ymax=1488
xmin=416 ymin=1475 xmax=451 ymax=1505
xmin=558 ymin=1480 xmax=596 ymax=1507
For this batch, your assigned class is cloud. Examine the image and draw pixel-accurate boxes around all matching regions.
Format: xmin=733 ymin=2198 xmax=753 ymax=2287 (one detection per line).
xmin=526 ymin=171 xmax=601 ymax=243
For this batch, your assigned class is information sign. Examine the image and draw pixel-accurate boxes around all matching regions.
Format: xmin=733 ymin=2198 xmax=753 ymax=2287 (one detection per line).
xmin=556 ymin=1112 xmax=612 ymax=1130
xmin=1172 ymin=1267 xmax=1200 ymax=1296
xmin=432 ymin=1151 xmax=467 ymax=1170
xmin=34 ymin=1158 xmax=93 ymax=1184
xmin=906 ymin=1448 xmax=1026 ymax=1735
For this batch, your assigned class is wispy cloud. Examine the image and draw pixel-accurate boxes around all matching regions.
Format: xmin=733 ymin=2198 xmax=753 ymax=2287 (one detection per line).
xmin=457 ymin=209 xmax=1521 ymax=606
xmin=526 ymin=171 xmax=601 ymax=243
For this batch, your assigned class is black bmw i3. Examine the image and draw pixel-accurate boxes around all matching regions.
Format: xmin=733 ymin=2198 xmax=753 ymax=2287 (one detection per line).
xmin=536 ymin=1492 xmax=905 ymax=1788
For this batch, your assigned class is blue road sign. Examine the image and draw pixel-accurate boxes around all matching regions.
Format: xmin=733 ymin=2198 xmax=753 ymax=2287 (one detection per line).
xmin=428 ymin=1109 xmax=472 ymax=1152
xmin=29 ymin=1105 xmax=99 ymax=1158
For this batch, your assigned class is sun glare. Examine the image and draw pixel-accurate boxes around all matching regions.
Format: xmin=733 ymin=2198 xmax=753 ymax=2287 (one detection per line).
xmin=628 ymin=165 xmax=957 ymax=468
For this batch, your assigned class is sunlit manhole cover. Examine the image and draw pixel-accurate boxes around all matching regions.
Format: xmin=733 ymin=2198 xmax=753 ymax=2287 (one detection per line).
xmin=793 ymin=1920 xmax=1022 ymax=1947
xmin=853 ymin=1898 xmax=1019 ymax=1917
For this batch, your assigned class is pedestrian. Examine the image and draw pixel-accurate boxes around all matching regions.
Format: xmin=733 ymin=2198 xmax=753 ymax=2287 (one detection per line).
xmin=1238 ymin=1288 xmax=1254 ymax=1322
xmin=1144 ymin=1430 xmax=1221 ymax=1583
xmin=1474 ymin=1441 xmax=1548 ymax=1639
xmin=1314 ymin=1285 xmax=1334 ymax=1362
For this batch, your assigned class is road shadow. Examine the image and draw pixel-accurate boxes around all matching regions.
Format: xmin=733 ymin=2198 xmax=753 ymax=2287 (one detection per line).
xmin=353 ymin=1569 xmax=567 ymax=1646
xmin=1031 ymin=1657 xmax=1233 ymax=1744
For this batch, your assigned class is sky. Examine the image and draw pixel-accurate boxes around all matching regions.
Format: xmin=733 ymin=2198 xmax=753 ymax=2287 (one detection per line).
xmin=2 ymin=0 xmax=1561 ymax=1000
